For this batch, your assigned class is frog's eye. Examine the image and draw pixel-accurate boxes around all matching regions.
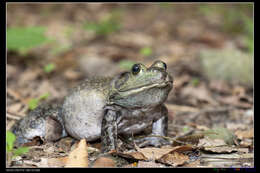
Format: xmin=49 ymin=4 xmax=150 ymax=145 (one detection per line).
xmin=132 ymin=64 xmax=141 ymax=75
xmin=151 ymin=60 xmax=167 ymax=70
xmin=162 ymin=62 xmax=167 ymax=70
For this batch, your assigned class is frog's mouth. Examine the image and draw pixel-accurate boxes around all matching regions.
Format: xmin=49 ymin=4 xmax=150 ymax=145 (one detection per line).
xmin=120 ymin=81 xmax=172 ymax=92
xmin=113 ymin=80 xmax=173 ymax=100
xmin=108 ymin=80 xmax=172 ymax=105
xmin=118 ymin=74 xmax=173 ymax=93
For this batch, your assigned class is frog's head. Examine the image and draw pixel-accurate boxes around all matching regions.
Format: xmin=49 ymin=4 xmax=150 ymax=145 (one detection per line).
xmin=109 ymin=60 xmax=173 ymax=108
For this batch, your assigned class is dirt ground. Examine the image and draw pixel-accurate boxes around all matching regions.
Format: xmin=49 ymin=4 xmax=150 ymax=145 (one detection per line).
xmin=6 ymin=3 xmax=254 ymax=168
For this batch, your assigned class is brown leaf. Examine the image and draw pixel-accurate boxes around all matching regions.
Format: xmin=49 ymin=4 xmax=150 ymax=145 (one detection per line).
xmin=158 ymin=152 xmax=189 ymax=167
xmin=108 ymin=32 xmax=154 ymax=48
xmin=181 ymin=84 xmax=218 ymax=106
xmin=137 ymin=161 xmax=166 ymax=168
xmin=47 ymin=157 xmax=67 ymax=167
xmin=117 ymin=151 xmax=148 ymax=161
xmin=92 ymin=156 xmax=116 ymax=168
xmin=184 ymin=160 xmax=200 ymax=167
xmin=64 ymin=69 xmax=82 ymax=80
xmin=209 ymin=80 xmax=231 ymax=94
xmin=18 ymin=69 xmax=40 ymax=87
xmin=198 ymin=137 xmax=226 ymax=148
xmin=65 ymin=139 xmax=88 ymax=167
xmin=172 ymin=75 xmax=191 ymax=90
xmin=202 ymin=146 xmax=239 ymax=154
xmin=218 ymin=95 xmax=252 ymax=109
xmin=137 ymin=147 xmax=175 ymax=160
xmin=7 ymin=103 xmax=23 ymax=114
xmin=235 ymin=129 xmax=254 ymax=140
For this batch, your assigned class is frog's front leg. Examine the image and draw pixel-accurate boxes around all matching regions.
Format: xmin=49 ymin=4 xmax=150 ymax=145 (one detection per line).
xmin=101 ymin=106 xmax=121 ymax=153
xmin=136 ymin=105 xmax=170 ymax=147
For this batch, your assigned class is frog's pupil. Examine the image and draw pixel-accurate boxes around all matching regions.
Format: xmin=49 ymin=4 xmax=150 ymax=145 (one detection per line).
xmin=132 ymin=64 xmax=140 ymax=74
xmin=163 ymin=62 xmax=167 ymax=70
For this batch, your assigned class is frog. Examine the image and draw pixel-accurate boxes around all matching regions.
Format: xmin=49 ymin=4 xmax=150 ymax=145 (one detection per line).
xmin=11 ymin=60 xmax=173 ymax=152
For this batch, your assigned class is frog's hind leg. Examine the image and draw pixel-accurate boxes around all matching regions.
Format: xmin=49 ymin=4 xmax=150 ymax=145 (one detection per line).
xmin=11 ymin=105 xmax=67 ymax=146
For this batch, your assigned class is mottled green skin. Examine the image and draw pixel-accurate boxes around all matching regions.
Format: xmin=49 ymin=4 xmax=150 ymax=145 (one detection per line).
xmin=62 ymin=60 xmax=173 ymax=151
xmin=12 ymin=60 xmax=173 ymax=152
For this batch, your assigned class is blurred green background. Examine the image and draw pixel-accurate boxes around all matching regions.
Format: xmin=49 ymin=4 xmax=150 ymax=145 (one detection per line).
xmin=7 ymin=3 xmax=253 ymax=87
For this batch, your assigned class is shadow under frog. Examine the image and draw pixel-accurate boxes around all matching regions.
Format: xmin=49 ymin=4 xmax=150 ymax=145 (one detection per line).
xmin=11 ymin=60 xmax=173 ymax=152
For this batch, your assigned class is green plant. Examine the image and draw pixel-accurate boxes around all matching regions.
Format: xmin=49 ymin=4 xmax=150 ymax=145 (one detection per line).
xmin=198 ymin=4 xmax=253 ymax=53
xmin=241 ymin=14 xmax=253 ymax=54
xmin=190 ymin=77 xmax=200 ymax=87
xmin=200 ymin=47 xmax=253 ymax=87
xmin=44 ymin=63 xmax=56 ymax=73
xmin=83 ymin=12 xmax=121 ymax=36
xmin=140 ymin=47 xmax=152 ymax=57
xmin=182 ymin=126 xmax=190 ymax=133
xmin=118 ymin=60 xmax=136 ymax=70
xmin=7 ymin=26 xmax=51 ymax=55
xmin=6 ymin=131 xmax=29 ymax=163
xmin=28 ymin=93 xmax=50 ymax=110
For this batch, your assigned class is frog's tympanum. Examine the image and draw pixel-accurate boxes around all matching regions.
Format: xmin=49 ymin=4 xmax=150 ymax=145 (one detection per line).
xmin=11 ymin=60 xmax=173 ymax=152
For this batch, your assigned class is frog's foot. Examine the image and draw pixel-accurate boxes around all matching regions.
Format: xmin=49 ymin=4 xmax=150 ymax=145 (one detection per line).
xmin=134 ymin=136 xmax=171 ymax=148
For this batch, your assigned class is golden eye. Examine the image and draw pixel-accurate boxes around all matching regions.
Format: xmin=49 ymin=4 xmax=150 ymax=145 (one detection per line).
xmin=162 ymin=62 xmax=167 ymax=70
xmin=151 ymin=60 xmax=167 ymax=70
xmin=132 ymin=64 xmax=141 ymax=75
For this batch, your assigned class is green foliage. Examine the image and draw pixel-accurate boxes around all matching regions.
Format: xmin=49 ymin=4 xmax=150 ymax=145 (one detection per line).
xmin=6 ymin=131 xmax=16 ymax=153
xmin=13 ymin=147 xmax=30 ymax=157
xmin=159 ymin=3 xmax=173 ymax=9
xmin=28 ymin=93 xmax=50 ymax=110
xmin=200 ymin=47 xmax=253 ymax=87
xmin=6 ymin=131 xmax=29 ymax=159
xmin=7 ymin=26 xmax=51 ymax=54
xmin=118 ymin=60 xmax=136 ymax=70
xmin=198 ymin=4 xmax=253 ymax=54
xmin=190 ymin=78 xmax=200 ymax=87
xmin=140 ymin=47 xmax=152 ymax=57
xmin=203 ymin=127 xmax=236 ymax=145
xmin=44 ymin=63 xmax=56 ymax=73
xmin=182 ymin=126 xmax=190 ymax=133
xmin=83 ymin=12 xmax=121 ymax=36
xmin=241 ymin=14 xmax=253 ymax=54
xmin=28 ymin=98 xmax=39 ymax=110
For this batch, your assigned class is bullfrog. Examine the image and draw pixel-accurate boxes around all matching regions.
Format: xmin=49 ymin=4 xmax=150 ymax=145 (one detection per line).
xmin=11 ymin=60 xmax=173 ymax=152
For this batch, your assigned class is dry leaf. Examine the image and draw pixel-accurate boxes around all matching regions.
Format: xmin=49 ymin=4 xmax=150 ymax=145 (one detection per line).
xmin=65 ymin=139 xmax=88 ymax=167
xmin=158 ymin=152 xmax=189 ymax=167
xmin=219 ymin=95 xmax=252 ymax=109
xmin=137 ymin=161 xmax=165 ymax=168
xmin=18 ymin=69 xmax=40 ymax=87
xmin=181 ymin=84 xmax=218 ymax=105
xmin=24 ymin=158 xmax=49 ymax=167
xmin=47 ymin=157 xmax=67 ymax=167
xmin=198 ymin=137 xmax=226 ymax=148
xmin=235 ymin=129 xmax=254 ymax=140
xmin=92 ymin=156 xmax=116 ymax=168
xmin=202 ymin=146 xmax=239 ymax=154
xmin=137 ymin=147 xmax=175 ymax=160
xmin=117 ymin=151 xmax=148 ymax=161
xmin=7 ymin=103 xmax=24 ymax=113
xmin=209 ymin=80 xmax=230 ymax=94
xmin=184 ymin=160 xmax=200 ymax=167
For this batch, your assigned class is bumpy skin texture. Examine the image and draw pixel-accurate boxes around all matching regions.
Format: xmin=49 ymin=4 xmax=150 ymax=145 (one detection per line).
xmin=12 ymin=60 xmax=173 ymax=152
xmin=11 ymin=104 xmax=66 ymax=146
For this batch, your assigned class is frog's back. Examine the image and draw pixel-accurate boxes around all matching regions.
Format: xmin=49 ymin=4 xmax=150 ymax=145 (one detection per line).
xmin=62 ymin=77 xmax=112 ymax=141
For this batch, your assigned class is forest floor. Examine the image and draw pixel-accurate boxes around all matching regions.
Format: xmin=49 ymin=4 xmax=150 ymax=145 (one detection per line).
xmin=6 ymin=3 xmax=254 ymax=168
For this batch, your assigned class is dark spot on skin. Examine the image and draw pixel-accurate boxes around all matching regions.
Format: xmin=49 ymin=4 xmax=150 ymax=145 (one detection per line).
xmin=115 ymin=72 xmax=129 ymax=89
